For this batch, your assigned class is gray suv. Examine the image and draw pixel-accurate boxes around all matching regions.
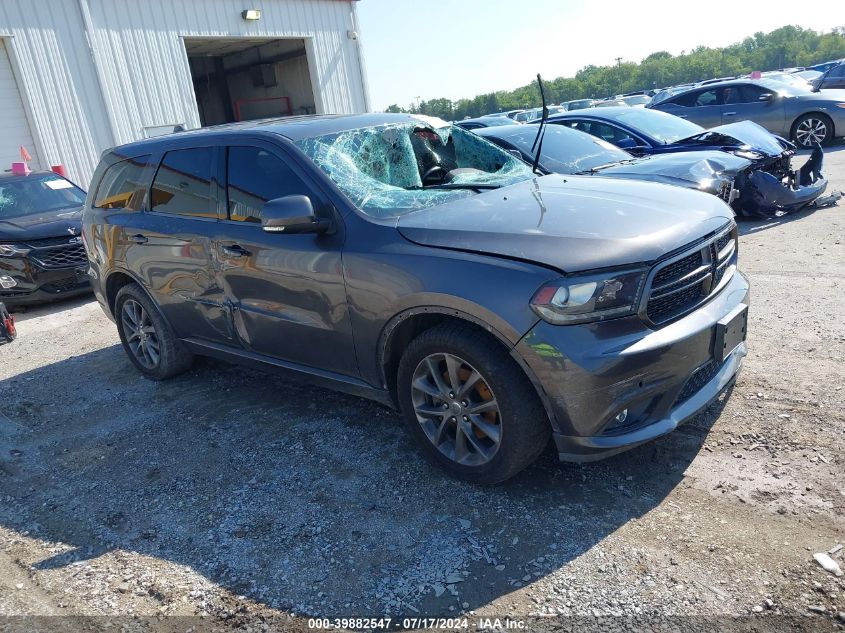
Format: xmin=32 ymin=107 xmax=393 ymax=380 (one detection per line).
xmin=82 ymin=114 xmax=749 ymax=483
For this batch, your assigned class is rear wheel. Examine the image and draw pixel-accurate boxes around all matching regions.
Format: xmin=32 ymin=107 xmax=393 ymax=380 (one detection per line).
xmin=791 ymin=113 xmax=833 ymax=147
xmin=115 ymin=284 xmax=193 ymax=380
xmin=397 ymin=323 xmax=549 ymax=484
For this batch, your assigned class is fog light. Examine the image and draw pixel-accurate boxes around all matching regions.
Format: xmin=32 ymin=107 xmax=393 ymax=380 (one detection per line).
xmin=0 ymin=275 xmax=17 ymax=289
xmin=241 ymin=9 xmax=261 ymax=20
xmin=614 ymin=409 xmax=628 ymax=424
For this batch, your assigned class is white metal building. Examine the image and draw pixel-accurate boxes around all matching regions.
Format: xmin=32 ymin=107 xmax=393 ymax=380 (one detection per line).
xmin=0 ymin=0 xmax=370 ymax=186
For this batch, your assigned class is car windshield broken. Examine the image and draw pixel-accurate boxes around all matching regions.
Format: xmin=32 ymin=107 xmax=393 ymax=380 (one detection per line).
xmin=295 ymin=120 xmax=533 ymax=217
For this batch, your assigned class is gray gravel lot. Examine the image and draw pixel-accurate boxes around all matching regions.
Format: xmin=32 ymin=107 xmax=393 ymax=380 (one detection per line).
xmin=0 ymin=143 xmax=843 ymax=631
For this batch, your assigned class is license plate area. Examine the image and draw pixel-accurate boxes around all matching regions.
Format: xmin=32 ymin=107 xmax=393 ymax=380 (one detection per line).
xmin=715 ymin=304 xmax=748 ymax=362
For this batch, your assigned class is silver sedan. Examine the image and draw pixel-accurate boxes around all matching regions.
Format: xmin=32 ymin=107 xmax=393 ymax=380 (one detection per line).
xmin=648 ymin=78 xmax=845 ymax=147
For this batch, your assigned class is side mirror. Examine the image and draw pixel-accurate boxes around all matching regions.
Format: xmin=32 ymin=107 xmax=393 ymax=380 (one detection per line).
xmin=758 ymin=92 xmax=774 ymax=102
xmin=615 ymin=137 xmax=638 ymax=149
xmin=261 ymin=195 xmax=331 ymax=234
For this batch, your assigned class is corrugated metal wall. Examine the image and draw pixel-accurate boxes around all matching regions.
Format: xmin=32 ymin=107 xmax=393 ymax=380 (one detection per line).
xmin=0 ymin=0 xmax=368 ymax=186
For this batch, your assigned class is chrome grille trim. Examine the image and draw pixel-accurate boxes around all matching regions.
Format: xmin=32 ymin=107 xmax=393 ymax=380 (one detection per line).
xmin=641 ymin=223 xmax=737 ymax=326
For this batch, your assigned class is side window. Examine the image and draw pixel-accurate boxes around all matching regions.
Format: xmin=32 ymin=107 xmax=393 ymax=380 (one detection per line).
xmin=693 ymin=89 xmax=719 ymax=106
xmin=590 ymin=122 xmax=635 ymax=146
xmin=94 ymin=155 xmax=151 ymax=209
xmin=726 ymin=85 xmax=767 ymax=104
xmin=227 ymin=146 xmax=316 ymax=223
xmin=150 ymin=148 xmax=216 ymax=218
xmin=672 ymin=89 xmax=718 ymax=108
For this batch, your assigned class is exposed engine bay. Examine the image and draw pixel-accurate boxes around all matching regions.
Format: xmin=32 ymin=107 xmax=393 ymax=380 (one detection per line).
xmin=736 ymin=144 xmax=829 ymax=217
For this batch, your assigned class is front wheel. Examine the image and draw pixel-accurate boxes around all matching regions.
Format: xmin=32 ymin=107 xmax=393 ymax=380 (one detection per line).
xmin=397 ymin=323 xmax=550 ymax=484
xmin=115 ymin=284 xmax=194 ymax=380
xmin=791 ymin=113 xmax=833 ymax=147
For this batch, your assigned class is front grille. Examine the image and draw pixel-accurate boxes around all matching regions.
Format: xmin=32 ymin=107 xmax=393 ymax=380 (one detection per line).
xmin=21 ymin=236 xmax=79 ymax=248
xmin=30 ymin=244 xmax=87 ymax=269
xmin=42 ymin=277 xmax=88 ymax=293
xmin=676 ymin=359 xmax=721 ymax=404
xmin=644 ymin=225 xmax=737 ymax=325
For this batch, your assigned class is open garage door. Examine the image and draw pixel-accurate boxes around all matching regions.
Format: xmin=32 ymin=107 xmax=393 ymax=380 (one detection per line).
xmin=185 ymin=38 xmax=317 ymax=127
xmin=0 ymin=39 xmax=38 ymax=170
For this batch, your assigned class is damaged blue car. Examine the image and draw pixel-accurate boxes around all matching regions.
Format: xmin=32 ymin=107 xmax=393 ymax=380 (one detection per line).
xmin=544 ymin=107 xmax=828 ymax=216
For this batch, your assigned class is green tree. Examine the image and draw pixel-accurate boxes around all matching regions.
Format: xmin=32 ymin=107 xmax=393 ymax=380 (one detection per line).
xmin=380 ymin=25 xmax=845 ymax=114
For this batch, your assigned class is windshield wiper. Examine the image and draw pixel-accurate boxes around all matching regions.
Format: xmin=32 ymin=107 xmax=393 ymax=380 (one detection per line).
xmin=574 ymin=158 xmax=641 ymax=175
xmin=531 ymin=74 xmax=549 ymax=175
xmin=407 ymin=183 xmax=502 ymax=191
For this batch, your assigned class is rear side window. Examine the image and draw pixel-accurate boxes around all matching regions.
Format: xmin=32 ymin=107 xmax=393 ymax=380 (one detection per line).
xmin=227 ymin=146 xmax=315 ymax=223
xmin=151 ymin=148 xmax=216 ymax=218
xmin=94 ymin=156 xmax=151 ymax=209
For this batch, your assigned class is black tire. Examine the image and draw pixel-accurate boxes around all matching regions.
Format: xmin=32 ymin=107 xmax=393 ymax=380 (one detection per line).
xmin=791 ymin=113 xmax=834 ymax=147
xmin=397 ymin=322 xmax=550 ymax=484
xmin=114 ymin=283 xmax=194 ymax=380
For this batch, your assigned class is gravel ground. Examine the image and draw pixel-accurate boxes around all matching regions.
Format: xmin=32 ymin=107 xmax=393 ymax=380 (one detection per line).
xmin=0 ymin=143 xmax=843 ymax=632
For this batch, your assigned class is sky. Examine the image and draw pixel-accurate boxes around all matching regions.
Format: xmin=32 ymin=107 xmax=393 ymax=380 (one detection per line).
xmin=355 ymin=0 xmax=843 ymax=110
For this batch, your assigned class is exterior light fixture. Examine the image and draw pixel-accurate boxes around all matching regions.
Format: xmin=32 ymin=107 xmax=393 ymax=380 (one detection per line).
xmin=242 ymin=9 xmax=261 ymax=20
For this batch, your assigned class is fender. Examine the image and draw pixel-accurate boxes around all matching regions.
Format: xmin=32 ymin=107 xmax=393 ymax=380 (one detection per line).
xmin=377 ymin=304 xmax=558 ymax=427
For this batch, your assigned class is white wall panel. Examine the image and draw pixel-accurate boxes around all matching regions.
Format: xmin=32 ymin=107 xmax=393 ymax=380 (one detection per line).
xmin=0 ymin=0 xmax=368 ymax=187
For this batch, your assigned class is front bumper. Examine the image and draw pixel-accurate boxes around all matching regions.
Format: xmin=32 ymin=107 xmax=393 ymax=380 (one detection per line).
xmin=0 ymin=256 xmax=91 ymax=306
xmin=516 ymin=271 xmax=750 ymax=461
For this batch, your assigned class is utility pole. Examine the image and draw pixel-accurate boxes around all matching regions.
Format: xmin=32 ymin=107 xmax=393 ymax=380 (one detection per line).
xmin=615 ymin=57 xmax=623 ymax=96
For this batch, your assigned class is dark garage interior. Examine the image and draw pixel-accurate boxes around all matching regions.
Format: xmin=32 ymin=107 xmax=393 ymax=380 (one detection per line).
xmin=185 ymin=37 xmax=317 ymax=126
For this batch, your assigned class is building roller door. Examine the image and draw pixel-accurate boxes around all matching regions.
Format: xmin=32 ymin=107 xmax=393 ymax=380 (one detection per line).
xmin=0 ymin=39 xmax=37 ymax=171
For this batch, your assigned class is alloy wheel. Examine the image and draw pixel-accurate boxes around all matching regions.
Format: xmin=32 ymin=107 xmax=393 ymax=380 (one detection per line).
xmin=121 ymin=299 xmax=160 ymax=369
xmin=795 ymin=118 xmax=827 ymax=146
xmin=410 ymin=353 xmax=502 ymax=466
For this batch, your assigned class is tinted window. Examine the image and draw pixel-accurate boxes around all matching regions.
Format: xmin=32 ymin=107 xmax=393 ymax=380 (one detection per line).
xmin=151 ymin=148 xmax=216 ymax=218
xmin=0 ymin=174 xmax=86 ymax=219
xmin=227 ymin=147 xmax=316 ymax=223
xmin=556 ymin=120 xmax=638 ymax=146
xmin=94 ymin=156 xmax=150 ymax=209
xmin=490 ymin=125 xmax=630 ymax=174
xmin=672 ymin=89 xmax=719 ymax=107
xmin=722 ymin=84 xmax=769 ymax=104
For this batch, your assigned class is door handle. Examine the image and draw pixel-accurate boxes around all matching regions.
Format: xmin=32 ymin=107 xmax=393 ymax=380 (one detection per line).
xmin=678 ymin=114 xmax=689 ymax=118
xmin=129 ymin=234 xmax=148 ymax=244
xmin=723 ymin=111 xmax=737 ymax=116
xmin=222 ymin=244 xmax=250 ymax=258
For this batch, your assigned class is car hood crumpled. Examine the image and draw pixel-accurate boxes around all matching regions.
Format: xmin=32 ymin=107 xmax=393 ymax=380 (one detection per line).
xmin=597 ymin=151 xmax=752 ymax=189
xmin=674 ymin=120 xmax=789 ymax=157
xmin=395 ymin=175 xmax=733 ymax=273
xmin=0 ymin=207 xmax=82 ymax=241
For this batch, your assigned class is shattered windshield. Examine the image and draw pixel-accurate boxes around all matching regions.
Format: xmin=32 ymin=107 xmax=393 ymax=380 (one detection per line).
xmin=0 ymin=174 xmax=86 ymax=219
xmin=295 ymin=121 xmax=533 ymax=217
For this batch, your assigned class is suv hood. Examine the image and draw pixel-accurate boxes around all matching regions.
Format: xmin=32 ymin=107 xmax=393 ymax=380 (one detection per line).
xmin=395 ymin=175 xmax=733 ymax=273
xmin=0 ymin=207 xmax=82 ymax=242
xmin=673 ymin=120 xmax=789 ymax=157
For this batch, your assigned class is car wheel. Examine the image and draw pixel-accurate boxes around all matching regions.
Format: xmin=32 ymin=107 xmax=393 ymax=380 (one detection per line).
xmin=115 ymin=283 xmax=194 ymax=380
xmin=397 ymin=322 xmax=550 ymax=484
xmin=791 ymin=113 xmax=833 ymax=147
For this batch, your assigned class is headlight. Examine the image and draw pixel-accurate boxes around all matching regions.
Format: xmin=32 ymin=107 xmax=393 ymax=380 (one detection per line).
xmin=0 ymin=244 xmax=29 ymax=257
xmin=733 ymin=149 xmax=764 ymax=160
xmin=531 ymin=269 xmax=647 ymax=324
